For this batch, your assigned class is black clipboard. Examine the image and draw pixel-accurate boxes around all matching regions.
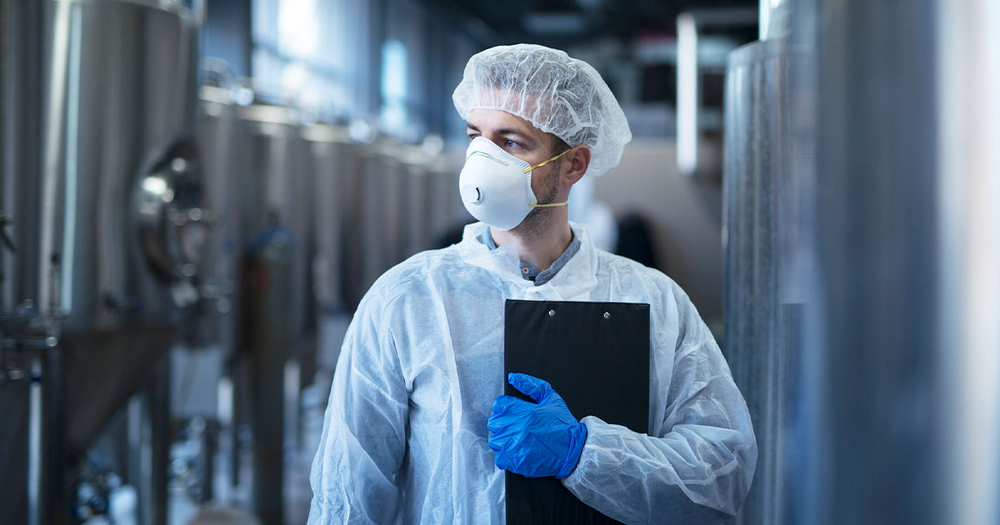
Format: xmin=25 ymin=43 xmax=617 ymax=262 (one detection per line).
xmin=504 ymin=299 xmax=650 ymax=524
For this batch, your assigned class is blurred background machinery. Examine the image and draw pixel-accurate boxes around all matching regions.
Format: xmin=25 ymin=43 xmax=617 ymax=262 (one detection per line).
xmin=1 ymin=0 xmax=998 ymax=524
xmin=724 ymin=1 xmax=1000 ymax=525
xmin=2 ymin=0 xmax=204 ymax=523
xmin=1 ymin=1 xmax=472 ymax=522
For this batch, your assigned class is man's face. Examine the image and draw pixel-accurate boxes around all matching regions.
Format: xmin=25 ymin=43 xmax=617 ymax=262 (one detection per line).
xmin=465 ymin=109 xmax=565 ymax=206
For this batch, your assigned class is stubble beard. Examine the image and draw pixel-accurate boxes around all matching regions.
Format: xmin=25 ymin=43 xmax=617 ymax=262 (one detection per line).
xmin=511 ymin=164 xmax=561 ymax=238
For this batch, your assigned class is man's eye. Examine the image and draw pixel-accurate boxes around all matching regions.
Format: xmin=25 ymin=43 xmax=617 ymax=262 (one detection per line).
xmin=504 ymin=139 xmax=519 ymax=149
xmin=468 ymin=133 xmax=479 ymax=140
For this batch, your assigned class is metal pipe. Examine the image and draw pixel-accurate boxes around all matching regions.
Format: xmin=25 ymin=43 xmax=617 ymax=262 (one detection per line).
xmin=59 ymin=2 xmax=82 ymax=315
xmin=284 ymin=359 xmax=300 ymax=456
xmin=149 ymin=360 xmax=170 ymax=525
xmin=936 ymin=1 xmax=1000 ymax=523
xmin=0 ymin=0 xmax=6 ymax=302
xmin=759 ymin=0 xmax=769 ymax=40
xmin=216 ymin=374 xmax=234 ymax=502
xmin=27 ymin=356 xmax=41 ymax=525
xmin=38 ymin=0 xmax=72 ymax=315
xmin=128 ymin=394 xmax=145 ymax=524
xmin=41 ymin=347 xmax=65 ymax=523
xmin=676 ymin=13 xmax=698 ymax=175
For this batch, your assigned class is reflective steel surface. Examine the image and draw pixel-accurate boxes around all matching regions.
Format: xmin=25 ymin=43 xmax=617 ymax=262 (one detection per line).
xmin=726 ymin=1 xmax=1000 ymax=524
xmin=2 ymin=0 xmax=203 ymax=521
xmin=723 ymin=36 xmax=799 ymax=525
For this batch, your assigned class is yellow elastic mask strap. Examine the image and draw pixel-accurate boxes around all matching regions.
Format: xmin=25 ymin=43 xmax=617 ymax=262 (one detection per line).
xmin=525 ymin=146 xmax=575 ymax=208
xmin=529 ymin=200 xmax=568 ymax=208
xmin=522 ymin=147 xmax=574 ymax=173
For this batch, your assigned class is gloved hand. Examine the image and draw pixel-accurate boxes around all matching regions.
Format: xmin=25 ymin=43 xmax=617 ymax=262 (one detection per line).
xmin=488 ymin=373 xmax=587 ymax=479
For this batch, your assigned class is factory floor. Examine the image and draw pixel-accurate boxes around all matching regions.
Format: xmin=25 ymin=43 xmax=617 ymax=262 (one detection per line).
xmin=163 ymin=316 xmax=346 ymax=525
xmin=166 ymin=395 xmax=324 ymax=525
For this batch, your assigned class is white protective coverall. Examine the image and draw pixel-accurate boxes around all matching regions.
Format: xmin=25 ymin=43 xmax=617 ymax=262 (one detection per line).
xmin=308 ymin=222 xmax=757 ymax=524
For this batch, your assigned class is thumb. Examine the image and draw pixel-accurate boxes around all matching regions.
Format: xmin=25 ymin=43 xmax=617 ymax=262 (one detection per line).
xmin=507 ymin=373 xmax=553 ymax=404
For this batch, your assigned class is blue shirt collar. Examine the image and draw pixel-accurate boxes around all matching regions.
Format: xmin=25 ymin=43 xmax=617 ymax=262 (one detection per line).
xmin=475 ymin=227 xmax=581 ymax=286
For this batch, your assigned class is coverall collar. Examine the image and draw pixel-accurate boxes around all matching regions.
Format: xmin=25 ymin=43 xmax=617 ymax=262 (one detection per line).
xmin=457 ymin=221 xmax=600 ymax=301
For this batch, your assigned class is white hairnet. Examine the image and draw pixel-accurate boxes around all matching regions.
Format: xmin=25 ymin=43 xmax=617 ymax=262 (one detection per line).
xmin=452 ymin=43 xmax=632 ymax=177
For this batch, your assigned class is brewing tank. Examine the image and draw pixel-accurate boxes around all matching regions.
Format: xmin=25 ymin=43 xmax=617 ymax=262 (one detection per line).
xmin=1 ymin=0 xmax=206 ymax=522
xmin=190 ymin=84 xmax=242 ymax=351
xmin=4 ymin=0 xmax=205 ymax=451
xmin=397 ymin=144 xmax=437 ymax=259
xmin=338 ymin=136 xmax=370 ymax=311
xmin=359 ymin=138 xmax=405 ymax=291
xmin=235 ymin=104 xmax=312 ymax=350
xmin=301 ymin=123 xmax=351 ymax=316
xmin=15 ymin=0 xmax=206 ymax=334
xmin=231 ymin=102 xmax=315 ymax=523
xmin=424 ymin=150 xmax=466 ymax=248
xmin=723 ymin=36 xmax=798 ymax=525
xmin=724 ymin=1 xmax=1000 ymax=524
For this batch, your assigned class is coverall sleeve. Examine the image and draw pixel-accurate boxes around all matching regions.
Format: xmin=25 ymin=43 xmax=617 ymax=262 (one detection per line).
xmin=308 ymin=294 xmax=409 ymax=524
xmin=561 ymin=295 xmax=758 ymax=524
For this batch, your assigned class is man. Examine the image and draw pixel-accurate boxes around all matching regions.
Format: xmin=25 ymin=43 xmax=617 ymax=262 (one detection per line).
xmin=309 ymin=44 xmax=756 ymax=524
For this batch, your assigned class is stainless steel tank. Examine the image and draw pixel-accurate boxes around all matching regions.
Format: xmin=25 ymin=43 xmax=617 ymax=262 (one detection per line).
xmin=191 ymin=84 xmax=241 ymax=351
xmin=723 ymin=36 xmax=798 ymax=525
xmin=359 ymin=138 xmax=406 ymax=291
xmin=301 ymin=123 xmax=350 ymax=316
xmin=400 ymin=142 xmax=467 ymax=254
xmin=788 ymin=1 xmax=1000 ymax=522
xmin=398 ymin=148 xmax=432 ymax=259
xmin=337 ymin=133 xmax=464 ymax=303
xmin=2 ymin=0 xmax=205 ymax=522
xmin=724 ymin=1 xmax=1000 ymax=524
xmin=235 ymin=104 xmax=310 ymax=342
xmin=301 ymin=123 xmax=353 ymax=378
xmin=338 ymin=137 xmax=370 ymax=311
xmin=231 ymin=102 xmax=315 ymax=523
xmin=355 ymin=139 xmax=464 ymax=297
xmin=1 ymin=0 xmax=39 ymax=521
xmin=423 ymin=150 xmax=466 ymax=248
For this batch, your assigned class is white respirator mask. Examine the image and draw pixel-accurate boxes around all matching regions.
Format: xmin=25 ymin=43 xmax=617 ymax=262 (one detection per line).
xmin=459 ymin=136 xmax=571 ymax=231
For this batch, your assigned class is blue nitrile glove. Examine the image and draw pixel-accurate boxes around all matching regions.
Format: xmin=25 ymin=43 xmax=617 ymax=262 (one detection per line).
xmin=487 ymin=372 xmax=587 ymax=479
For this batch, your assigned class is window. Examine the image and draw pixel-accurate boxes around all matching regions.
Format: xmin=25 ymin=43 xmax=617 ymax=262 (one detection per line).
xmin=380 ymin=40 xmax=408 ymax=131
xmin=251 ymin=0 xmax=372 ymax=115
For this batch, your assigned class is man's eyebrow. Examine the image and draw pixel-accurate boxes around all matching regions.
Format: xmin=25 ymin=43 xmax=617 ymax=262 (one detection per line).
xmin=495 ymin=128 xmax=530 ymax=138
xmin=465 ymin=123 xmax=536 ymax=143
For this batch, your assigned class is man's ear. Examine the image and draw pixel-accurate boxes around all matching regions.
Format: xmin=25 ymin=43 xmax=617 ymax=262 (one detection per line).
xmin=561 ymin=146 xmax=591 ymax=186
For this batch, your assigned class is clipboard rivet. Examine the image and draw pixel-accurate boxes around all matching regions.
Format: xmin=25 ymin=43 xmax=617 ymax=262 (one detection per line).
xmin=548 ymin=309 xmax=555 ymax=317
xmin=603 ymin=312 xmax=611 ymax=319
